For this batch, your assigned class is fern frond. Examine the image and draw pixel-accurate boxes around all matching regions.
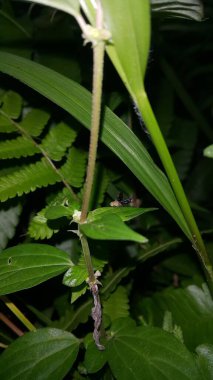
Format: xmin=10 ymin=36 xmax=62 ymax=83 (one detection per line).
xmin=0 ymin=159 xmax=60 ymax=202
xmin=103 ymin=286 xmax=129 ymax=322
xmin=0 ymin=136 xmax=39 ymax=159
xmin=1 ymin=90 xmax=22 ymax=119
xmin=40 ymin=122 xmax=78 ymax=161
xmin=0 ymin=202 xmax=22 ymax=251
xmin=28 ymin=207 xmax=58 ymax=240
xmin=60 ymin=147 xmax=87 ymax=187
xmin=20 ymin=109 xmax=50 ymax=137
xmin=0 ymin=113 xmax=17 ymax=133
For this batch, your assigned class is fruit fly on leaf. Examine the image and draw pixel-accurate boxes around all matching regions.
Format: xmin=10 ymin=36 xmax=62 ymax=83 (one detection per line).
xmin=110 ymin=192 xmax=133 ymax=207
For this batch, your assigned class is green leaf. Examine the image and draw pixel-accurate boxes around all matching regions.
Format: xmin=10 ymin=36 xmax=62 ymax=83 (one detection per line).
xmin=0 ymin=202 xmax=22 ymax=251
xmin=0 ymin=136 xmax=39 ymax=159
xmin=107 ymin=319 xmax=203 ymax=380
xmin=20 ymin=108 xmax=50 ymax=137
xmin=21 ymin=0 xmax=81 ymax=18
xmin=0 ymin=243 xmax=72 ymax=295
xmin=88 ymin=207 xmax=157 ymax=222
xmin=1 ymin=90 xmax=22 ymax=119
xmin=196 ymin=344 xmax=213 ymax=380
xmin=102 ymin=0 xmax=150 ymax=97
xmin=80 ymin=214 xmax=148 ymax=243
xmin=0 ymin=159 xmax=60 ymax=202
xmin=45 ymin=204 xmax=77 ymax=220
xmin=28 ymin=207 xmax=59 ymax=240
xmin=41 ymin=122 xmax=77 ymax=161
xmin=204 ymin=145 xmax=213 ymax=159
xmin=84 ymin=340 xmax=107 ymax=374
xmin=140 ymin=284 xmax=213 ymax=350
xmin=0 ymin=52 xmax=191 ymax=239
xmin=0 ymin=328 xmax=79 ymax=380
xmin=137 ymin=237 xmax=182 ymax=263
xmin=103 ymin=286 xmax=129 ymax=322
xmin=151 ymin=0 xmax=204 ymax=21
xmin=101 ymin=267 xmax=134 ymax=299
xmin=60 ymin=147 xmax=87 ymax=187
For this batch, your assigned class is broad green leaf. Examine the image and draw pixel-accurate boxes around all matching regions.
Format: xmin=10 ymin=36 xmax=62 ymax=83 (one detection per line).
xmin=88 ymin=206 xmax=157 ymax=222
xmin=140 ymin=284 xmax=213 ymax=351
xmin=0 ymin=244 xmax=72 ymax=295
xmin=22 ymin=0 xmax=80 ymax=18
xmin=0 ymin=203 xmax=22 ymax=251
xmin=84 ymin=340 xmax=107 ymax=374
xmin=107 ymin=319 xmax=203 ymax=380
xmin=102 ymin=0 xmax=150 ymax=98
xmin=204 ymin=145 xmax=213 ymax=159
xmin=196 ymin=344 xmax=213 ymax=380
xmin=80 ymin=214 xmax=148 ymax=243
xmin=0 ymin=328 xmax=79 ymax=380
xmin=151 ymin=0 xmax=203 ymax=21
xmin=0 ymin=52 xmax=191 ymax=239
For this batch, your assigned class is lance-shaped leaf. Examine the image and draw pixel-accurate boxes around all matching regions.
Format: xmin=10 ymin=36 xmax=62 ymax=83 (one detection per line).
xmin=0 ymin=52 xmax=191 ymax=239
xmin=0 ymin=244 xmax=72 ymax=295
xmin=87 ymin=207 xmax=157 ymax=222
xmin=102 ymin=0 xmax=150 ymax=98
xmin=151 ymin=0 xmax=203 ymax=21
xmin=0 ymin=328 xmax=79 ymax=380
xmin=80 ymin=214 xmax=148 ymax=243
xmin=22 ymin=0 xmax=80 ymax=18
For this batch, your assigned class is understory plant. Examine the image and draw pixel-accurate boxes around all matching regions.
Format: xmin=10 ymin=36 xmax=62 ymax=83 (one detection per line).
xmin=0 ymin=0 xmax=213 ymax=379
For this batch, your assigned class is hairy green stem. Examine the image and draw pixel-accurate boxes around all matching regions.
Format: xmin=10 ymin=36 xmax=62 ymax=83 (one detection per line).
xmin=137 ymin=91 xmax=213 ymax=293
xmin=80 ymin=2 xmax=105 ymax=222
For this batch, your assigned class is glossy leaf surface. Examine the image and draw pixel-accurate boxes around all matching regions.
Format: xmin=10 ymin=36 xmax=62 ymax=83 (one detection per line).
xmin=0 ymin=244 xmax=72 ymax=295
xmin=0 ymin=328 xmax=79 ymax=380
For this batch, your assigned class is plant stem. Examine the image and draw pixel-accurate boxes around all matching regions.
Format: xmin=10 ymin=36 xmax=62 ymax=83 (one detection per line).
xmin=79 ymin=232 xmax=96 ymax=283
xmin=2 ymin=296 xmax=36 ymax=332
xmin=137 ymin=91 xmax=213 ymax=293
xmin=80 ymin=1 xmax=105 ymax=222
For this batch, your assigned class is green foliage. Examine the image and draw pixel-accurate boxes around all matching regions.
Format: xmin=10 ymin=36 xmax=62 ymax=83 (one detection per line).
xmin=0 ymin=328 xmax=80 ymax=380
xmin=0 ymin=0 xmax=212 ymax=378
xmin=103 ymin=286 xmax=129 ymax=322
xmin=0 ymin=202 xmax=22 ymax=251
xmin=106 ymin=319 xmax=203 ymax=380
xmin=0 ymin=244 xmax=72 ymax=295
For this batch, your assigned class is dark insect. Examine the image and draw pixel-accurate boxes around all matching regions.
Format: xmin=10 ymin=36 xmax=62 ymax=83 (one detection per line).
xmin=110 ymin=192 xmax=133 ymax=207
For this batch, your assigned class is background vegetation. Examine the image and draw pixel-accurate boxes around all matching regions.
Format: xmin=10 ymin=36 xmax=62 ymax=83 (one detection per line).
xmin=0 ymin=0 xmax=213 ymax=379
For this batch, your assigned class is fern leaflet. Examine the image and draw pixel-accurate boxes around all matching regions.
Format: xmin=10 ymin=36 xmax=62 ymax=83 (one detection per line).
xmin=0 ymin=136 xmax=39 ymax=159
xmin=20 ymin=109 xmax=50 ymax=137
xmin=0 ymin=158 xmax=60 ymax=202
xmin=60 ymin=147 xmax=87 ymax=187
xmin=41 ymin=122 xmax=77 ymax=161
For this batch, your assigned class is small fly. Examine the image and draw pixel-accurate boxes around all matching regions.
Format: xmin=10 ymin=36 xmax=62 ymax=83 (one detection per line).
xmin=110 ymin=192 xmax=133 ymax=207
